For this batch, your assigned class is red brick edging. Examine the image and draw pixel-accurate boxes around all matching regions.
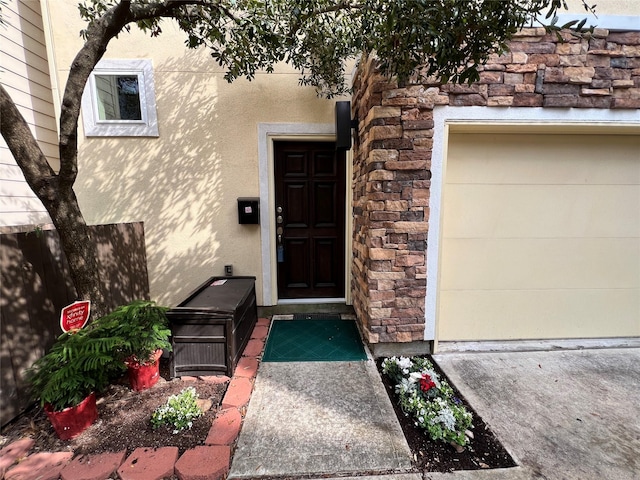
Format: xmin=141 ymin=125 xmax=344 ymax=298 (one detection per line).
xmin=0 ymin=317 xmax=271 ymax=480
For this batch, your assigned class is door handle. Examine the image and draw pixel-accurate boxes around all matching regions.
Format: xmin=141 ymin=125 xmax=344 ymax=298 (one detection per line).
xmin=276 ymin=208 xmax=284 ymax=262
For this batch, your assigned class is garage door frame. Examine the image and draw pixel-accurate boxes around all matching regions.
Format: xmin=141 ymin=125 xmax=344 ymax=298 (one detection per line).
xmin=427 ymin=106 xmax=640 ymax=351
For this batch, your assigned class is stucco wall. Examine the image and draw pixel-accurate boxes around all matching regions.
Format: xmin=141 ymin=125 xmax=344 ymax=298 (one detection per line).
xmin=40 ymin=0 xmax=639 ymax=313
xmin=45 ymin=1 xmax=342 ymax=306
xmin=564 ymin=0 xmax=639 ymax=16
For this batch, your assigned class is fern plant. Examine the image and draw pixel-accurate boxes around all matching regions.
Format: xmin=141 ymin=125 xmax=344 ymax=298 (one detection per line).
xmin=27 ymin=300 xmax=171 ymax=410
xmin=91 ymin=300 xmax=172 ymax=365
xmin=26 ymin=327 xmax=124 ymax=411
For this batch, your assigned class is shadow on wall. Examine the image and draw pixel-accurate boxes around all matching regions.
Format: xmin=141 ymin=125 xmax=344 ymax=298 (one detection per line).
xmin=77 ymin=47 xmax=336 ymax=306
xmin=78 ymin=51 xmax=226 ymax=306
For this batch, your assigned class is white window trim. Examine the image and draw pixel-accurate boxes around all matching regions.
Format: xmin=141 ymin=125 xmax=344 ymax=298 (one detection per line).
xmin=81 ymin=59 xmax=159 ymax=137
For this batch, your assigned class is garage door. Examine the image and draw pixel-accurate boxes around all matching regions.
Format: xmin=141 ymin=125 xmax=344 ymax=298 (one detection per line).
xmin=439 ymin=132 xmax=640 ymax=341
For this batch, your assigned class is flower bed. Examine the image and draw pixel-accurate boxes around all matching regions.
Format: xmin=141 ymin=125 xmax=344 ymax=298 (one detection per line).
xmin=0 ymin=362 xmax=226 ymax=457
xmin=382 ymin=356 xmax=472 ymax=447
xmin=378 ymin=356 xmax=517 ymax=472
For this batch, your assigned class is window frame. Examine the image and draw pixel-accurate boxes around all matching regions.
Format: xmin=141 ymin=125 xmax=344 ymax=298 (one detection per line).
xmin=81 ymin=59 xmax=159 ymax=137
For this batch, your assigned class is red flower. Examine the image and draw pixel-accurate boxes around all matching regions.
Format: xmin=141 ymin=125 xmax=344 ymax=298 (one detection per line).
xmin=420 ymin=373 xmax=436 ymax=392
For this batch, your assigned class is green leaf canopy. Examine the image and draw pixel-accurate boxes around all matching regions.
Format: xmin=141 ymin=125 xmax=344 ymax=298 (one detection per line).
xmin=77 ymin=0 xmax=594 ymax=96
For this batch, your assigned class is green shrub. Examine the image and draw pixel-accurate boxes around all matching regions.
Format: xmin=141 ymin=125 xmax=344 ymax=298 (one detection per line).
xmin=27 ymin=300 xmax=171 ymax=411
xmin=91 ymin=300 xmax=171 ymax=364
xmin=26 ymin=327 xmax=124 ymax=411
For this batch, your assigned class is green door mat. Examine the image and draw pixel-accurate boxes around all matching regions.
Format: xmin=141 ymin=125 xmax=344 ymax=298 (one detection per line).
xmin=262 ymin=318 xmax=367 ymax=362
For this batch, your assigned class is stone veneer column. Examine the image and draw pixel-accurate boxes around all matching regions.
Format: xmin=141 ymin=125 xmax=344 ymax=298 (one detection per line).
xmin=350 ymin=29 xmax=640 ymax=346
xmin=351 ymin=57 xmax=437 ymax=345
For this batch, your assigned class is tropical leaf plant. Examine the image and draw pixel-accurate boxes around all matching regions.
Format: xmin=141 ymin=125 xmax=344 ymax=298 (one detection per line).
xmin=27 ymin=300 xmax=171 ymax=410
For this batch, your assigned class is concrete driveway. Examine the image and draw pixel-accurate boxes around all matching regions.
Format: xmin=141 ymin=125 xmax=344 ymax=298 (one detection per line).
xmin=431 ymin=348 xmax=640 ymax=480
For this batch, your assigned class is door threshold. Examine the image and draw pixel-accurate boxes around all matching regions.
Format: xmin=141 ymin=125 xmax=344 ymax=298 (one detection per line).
xmin=259 ymin=302 xmax=354 ymax=317
xmin=277 ymin=298 xmax=346 ymax=305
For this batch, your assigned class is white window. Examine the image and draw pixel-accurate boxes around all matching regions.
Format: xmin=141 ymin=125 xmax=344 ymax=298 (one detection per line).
xmin=81 ymin=59 xmax=159 ymax=137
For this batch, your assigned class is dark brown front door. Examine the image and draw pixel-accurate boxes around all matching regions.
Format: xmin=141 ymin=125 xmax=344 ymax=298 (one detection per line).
xmin=275 ymin=141 xmax=345 ymax=299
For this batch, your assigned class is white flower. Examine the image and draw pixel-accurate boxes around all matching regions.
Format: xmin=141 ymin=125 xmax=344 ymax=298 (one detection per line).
xmin=396 ymin=378 xmax=416 ymax=395
xmin=398 ymin=357 xmax=413 ymax=373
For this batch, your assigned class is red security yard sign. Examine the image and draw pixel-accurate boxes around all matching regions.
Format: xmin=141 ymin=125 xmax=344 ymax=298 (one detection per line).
xmin=60 ymin=301 xmax=91 ymax=333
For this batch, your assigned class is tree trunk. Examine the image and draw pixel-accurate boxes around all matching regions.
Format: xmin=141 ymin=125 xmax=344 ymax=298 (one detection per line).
xmin=49 ymin=193 xmax=110 ymax=318
xmin=0 ymin=85 xmax=109 ymax=318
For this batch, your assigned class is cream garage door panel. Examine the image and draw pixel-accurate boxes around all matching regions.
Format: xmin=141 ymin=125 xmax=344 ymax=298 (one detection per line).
xmin=445 ymin=184 xmax=640 ymax=239
xmin=442 ymin=238 xmax=638 ymax=291
xmin=439 ymin=133 xmax=640 ymax=341
xmin=446 ymin=135 xmax=640 ymax=185
xmin=440 ymin=289 xmax=639 ymax=340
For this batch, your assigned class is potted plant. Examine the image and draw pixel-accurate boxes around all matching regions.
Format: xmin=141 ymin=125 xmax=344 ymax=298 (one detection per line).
xmin=94 ymin=300 xmax=172 ymax=391
xmin=26 ymin=328 xmax=123 ymax=440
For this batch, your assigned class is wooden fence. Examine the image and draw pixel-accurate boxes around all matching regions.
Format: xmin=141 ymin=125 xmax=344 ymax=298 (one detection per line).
xmin=0 ymin=223 xmax=149 ymax=426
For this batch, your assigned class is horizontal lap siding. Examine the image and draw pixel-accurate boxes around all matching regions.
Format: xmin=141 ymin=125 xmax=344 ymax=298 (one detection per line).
xmin=0 ymin=0 xmax=58 ymax=227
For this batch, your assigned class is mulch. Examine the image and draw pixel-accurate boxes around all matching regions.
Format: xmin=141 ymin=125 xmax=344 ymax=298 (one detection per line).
xmin=2 ymin=355 xmax=516 ymax=475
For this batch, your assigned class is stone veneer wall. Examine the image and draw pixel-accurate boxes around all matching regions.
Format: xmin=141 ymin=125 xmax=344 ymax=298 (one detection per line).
xmin=350 ymin=28 xmax=640 ymax=345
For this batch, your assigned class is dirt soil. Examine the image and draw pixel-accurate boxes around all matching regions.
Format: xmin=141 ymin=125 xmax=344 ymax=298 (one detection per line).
xmin=0 ymin=359 xmax=227 ymax=457
xmin=377 ymin=356 xmax=517 ymax=473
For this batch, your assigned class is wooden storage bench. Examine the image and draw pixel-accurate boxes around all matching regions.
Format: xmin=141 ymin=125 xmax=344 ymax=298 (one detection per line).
xmin=167 ymin=276 xmax=257 ymax=378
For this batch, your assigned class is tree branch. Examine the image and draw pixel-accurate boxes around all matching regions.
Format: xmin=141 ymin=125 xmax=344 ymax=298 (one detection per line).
xmin=58 ymin=0 xmax=208 ymax=189
xmin=0 ymin=84 xmax=58 ymax=202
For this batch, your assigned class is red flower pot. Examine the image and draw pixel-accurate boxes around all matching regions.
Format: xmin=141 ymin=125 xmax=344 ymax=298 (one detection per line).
xmin=44 ymin=392 xmax=98 ymax=440
xmin=127 ymin=349 xmax=162 ymax=391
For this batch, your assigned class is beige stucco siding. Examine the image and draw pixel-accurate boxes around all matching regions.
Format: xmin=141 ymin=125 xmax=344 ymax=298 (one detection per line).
xmin=75 ymin=72 xmax=336 ymax=307
xmin=438 ymin=133 xmax=640 ymax=341
xmin=0 ymin=0 xmax=57 ymax=227
xmin=46 ymin=1 xmax=343 ymax=306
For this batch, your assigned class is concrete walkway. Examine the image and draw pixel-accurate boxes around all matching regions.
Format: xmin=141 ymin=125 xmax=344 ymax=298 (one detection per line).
xmin=229 ymin=346 xmax=640 ymax=480
xmin=228 ymin=360 xmax=413 ymax=478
